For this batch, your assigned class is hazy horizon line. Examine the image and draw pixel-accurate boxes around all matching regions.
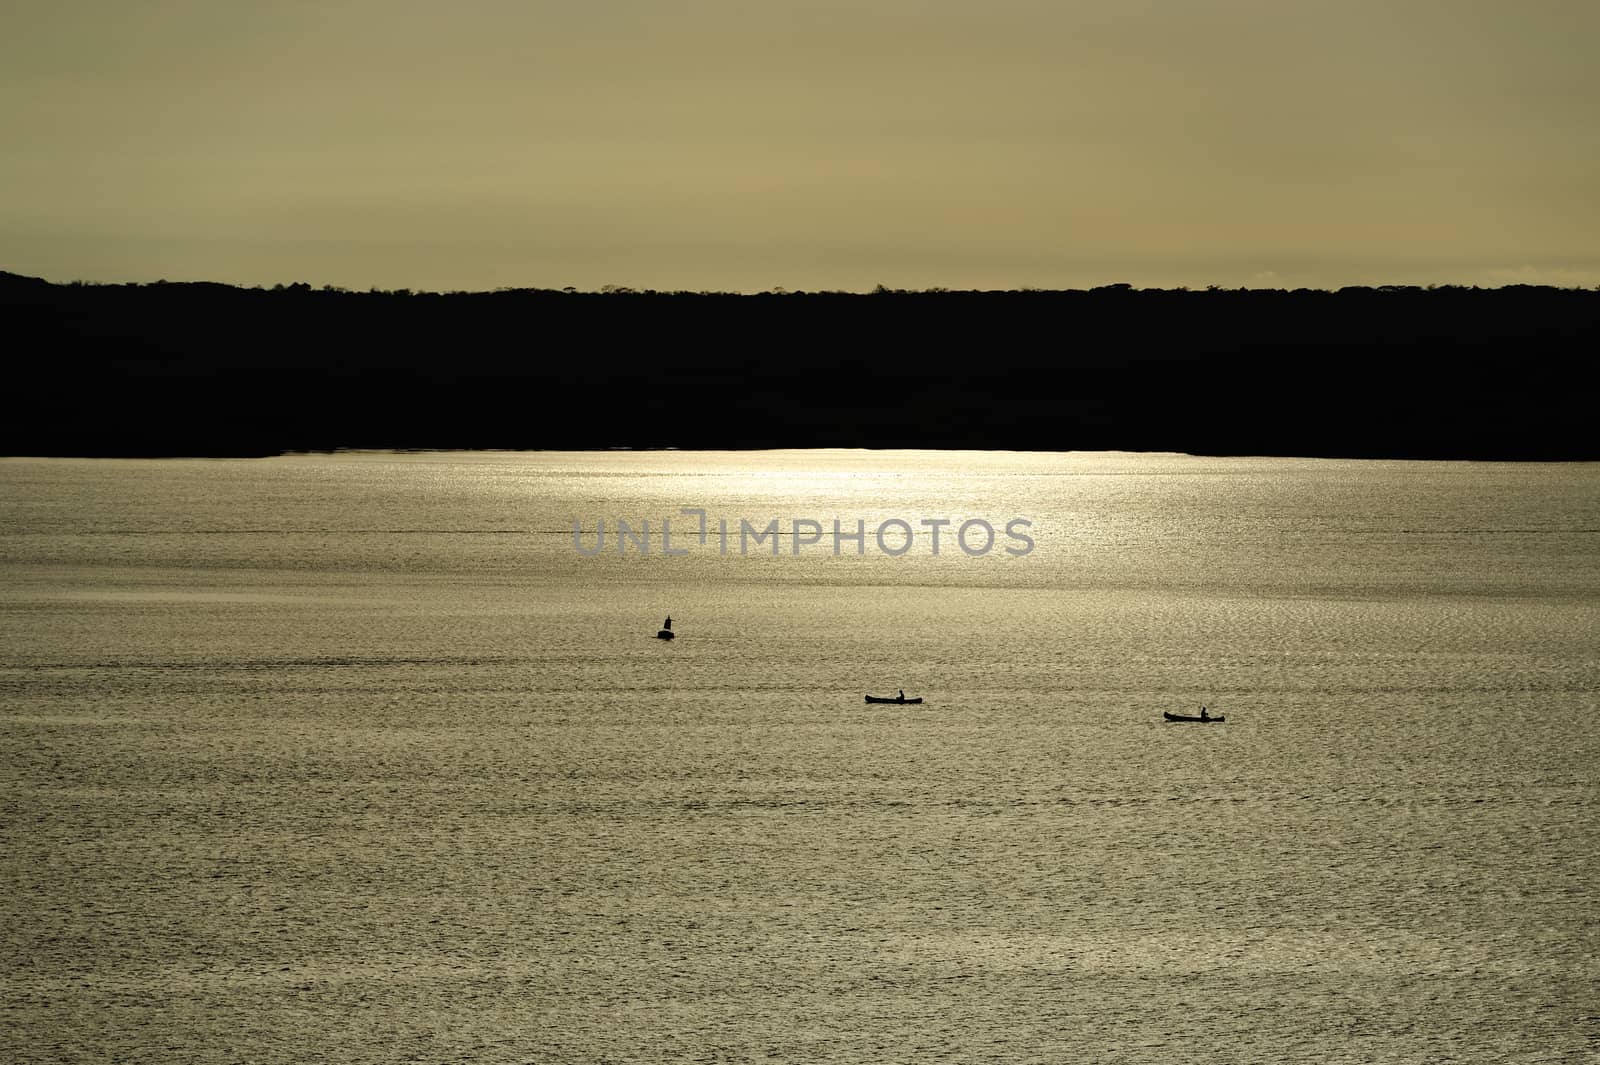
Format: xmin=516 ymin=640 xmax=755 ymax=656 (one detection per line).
xmin=7 ymin=269 xmax=1599 ymax=298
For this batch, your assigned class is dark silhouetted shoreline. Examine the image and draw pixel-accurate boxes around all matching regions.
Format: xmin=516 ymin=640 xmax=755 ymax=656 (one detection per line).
xmin=3 ymin=271 xmax=1595 ymax=459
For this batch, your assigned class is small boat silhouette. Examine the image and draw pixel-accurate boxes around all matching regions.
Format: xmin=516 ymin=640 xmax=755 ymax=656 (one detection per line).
xmin=656 ymin=615 xmax=675 ymax=640
xmin=865 ymin=693 xmax=922 ymax=704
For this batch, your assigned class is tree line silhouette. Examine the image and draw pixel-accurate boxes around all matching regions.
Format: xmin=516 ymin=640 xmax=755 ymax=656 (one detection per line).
xmin=3 ymin=270 xmax=1595 ymax=458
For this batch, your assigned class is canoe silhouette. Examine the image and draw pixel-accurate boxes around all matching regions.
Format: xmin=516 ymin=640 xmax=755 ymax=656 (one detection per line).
xmin=865 ymin=695 xmax=922 ymax=704
xmin=1163 ymin=711 xmax=1224 ymax=723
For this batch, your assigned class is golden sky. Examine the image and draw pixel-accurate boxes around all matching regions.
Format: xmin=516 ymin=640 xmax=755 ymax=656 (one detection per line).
xmin=3 ymin=1 xmax=1596 ymax=291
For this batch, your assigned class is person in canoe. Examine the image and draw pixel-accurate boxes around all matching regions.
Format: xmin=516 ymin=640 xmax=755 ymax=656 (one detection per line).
xmin=1199 ymin=706 xmax=1210 ymax=721
xmin=899 ymin=689 xmax=906 ymax=702
xmin=663 ymin=616 xmax=672 ymax=631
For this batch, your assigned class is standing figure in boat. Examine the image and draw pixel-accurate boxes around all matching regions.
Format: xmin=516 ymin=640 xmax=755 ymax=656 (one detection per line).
xmin=656 ymin=615 xmax=676 ymax=640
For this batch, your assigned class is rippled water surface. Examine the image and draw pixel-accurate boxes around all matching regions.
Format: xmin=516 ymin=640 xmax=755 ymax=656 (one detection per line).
xmin=2 ymin=451 xmax=1598 ymax=1063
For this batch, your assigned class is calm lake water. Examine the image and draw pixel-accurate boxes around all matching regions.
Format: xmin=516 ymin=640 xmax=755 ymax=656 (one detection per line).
xmin=2 ymin=451 xmax=1597 ymax=1063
